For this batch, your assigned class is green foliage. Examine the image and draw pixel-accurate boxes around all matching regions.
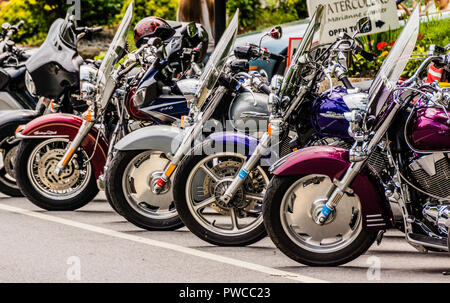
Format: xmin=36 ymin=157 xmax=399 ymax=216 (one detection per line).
xmin=227 ymin=0 xmax=263 ymax=31
xmin=119 ymin=0 xmax=178 ymax=26
xmin=349 ymin=17 xmax=450 ymax=78
xmin=0 ymin=0 xmax=124 ymax=45
xmin=259 ymin=0 xmax=299 ymax=30
xmin=227 ymin=0 xmax=302 ymax=33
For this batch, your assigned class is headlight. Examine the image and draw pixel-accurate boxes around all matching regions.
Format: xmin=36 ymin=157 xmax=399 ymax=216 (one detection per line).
xmin=80 ymin=65 xmax=98 ymax=83
xmin=25 ymin=71 xmax=36 ymax=96
xmin=133 ymin=88 xmax=146 ymax=107
xmin=80 ymin=82 xmax=96 ymax=100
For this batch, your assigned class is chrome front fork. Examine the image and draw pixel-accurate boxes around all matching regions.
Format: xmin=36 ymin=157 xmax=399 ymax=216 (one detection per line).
xmin=316 ymin=98 xmax=403 ymax=225
xmin=54 ymin=120 xmax=95 ymax=176
xmin=153 ymin=87 xmax=227 ymax=194
xmin=219 ymin=132 xmax=271 ymax=204
xmin=153 ymin=121 xmax=203 ymax=194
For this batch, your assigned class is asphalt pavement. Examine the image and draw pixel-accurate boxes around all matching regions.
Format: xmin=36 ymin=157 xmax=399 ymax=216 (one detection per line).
xmin=0 ymin=193 xmax=449 ymax=283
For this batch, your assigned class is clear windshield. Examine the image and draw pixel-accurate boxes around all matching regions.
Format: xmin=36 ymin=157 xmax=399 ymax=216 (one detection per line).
xmin=279 ymin=5 xmax=325 ymax=98
xmin=367 ymin=6 xmax=419 ymax=116
xmin=194 ymin=10 xmax=239 ymax=109
xmin=95 ymin=0 xmax=134 ymax=108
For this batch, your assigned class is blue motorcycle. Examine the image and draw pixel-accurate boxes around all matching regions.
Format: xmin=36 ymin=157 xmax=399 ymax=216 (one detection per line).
xmin=172 ymin=6 xmax=377 ymax=246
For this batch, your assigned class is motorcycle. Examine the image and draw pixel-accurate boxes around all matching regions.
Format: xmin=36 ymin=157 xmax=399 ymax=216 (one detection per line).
xmin=0 ymin=15 xmax=101 ymax=197
xmin=263 ymin=7 xmax=450 ymax=266
xmin=170 ymin=5 xmax=381 ymax=246
xmin=0 ymin=20 xmax=39 ymax=197
xmin=12 ymin=2 xmax=214 ymax=210
xmin=12 ymin=1 xmax=135 ymax=210
xmin=105 ymin=10 xmax=285 ymax=231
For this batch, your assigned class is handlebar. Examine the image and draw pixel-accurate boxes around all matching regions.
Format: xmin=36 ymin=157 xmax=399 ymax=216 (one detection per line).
xmin=76 ymin=26 xmax=103 ymax=35
xmin=11 ymin=20 xmax=25 ymax=33
xmin=358 ymin=47 xmax=376 ymax=61
xmin=234 ymin=44 xmax=285 ymax=62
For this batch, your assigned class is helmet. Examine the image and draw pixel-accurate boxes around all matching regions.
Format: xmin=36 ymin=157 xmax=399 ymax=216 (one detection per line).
xmin=133 ymin=17 xmax=175 ymax=48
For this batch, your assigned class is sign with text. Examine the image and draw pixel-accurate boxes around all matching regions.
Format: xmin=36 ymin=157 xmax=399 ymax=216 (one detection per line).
xmin=287 ymin=37 xmax=303 ymax=67
xmin=307 ymin=0 xmax=400 ymax=43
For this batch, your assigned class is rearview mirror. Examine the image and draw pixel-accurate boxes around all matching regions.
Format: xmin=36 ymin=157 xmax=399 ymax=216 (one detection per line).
xmin=2 ymin=23 xmax=10 ymax=32
xmin=357 ymin=17 xmax=372 ymax=34
xmin=270 ymin=26 xmax=282 ymax=40
xmin=187 ymin=22 xmax=198 ymax=38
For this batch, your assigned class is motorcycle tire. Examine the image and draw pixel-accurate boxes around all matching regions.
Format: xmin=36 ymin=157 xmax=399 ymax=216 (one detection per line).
xmin=0 ymin=143 xmax=23 ymax=197
xmin=106 ymin=150 xmax=184 ymax=231
xmin=173 ymin=140 xmax=268 ymax=246
xmin=15 ymin=139 xmax=98 ymax=211
xmin=263 ymin=175 xmax=378 ymax=266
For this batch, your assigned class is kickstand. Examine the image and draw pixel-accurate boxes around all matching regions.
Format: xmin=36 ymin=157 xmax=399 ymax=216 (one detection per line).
xmin=376 ymin=230 xmax=385 ymax=246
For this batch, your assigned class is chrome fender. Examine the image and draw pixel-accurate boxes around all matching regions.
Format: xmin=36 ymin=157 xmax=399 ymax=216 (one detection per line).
xmin=272 ymin=145 xmax=394 ymax=231
xmin=114 ymin=125 xmax=185 ymax=155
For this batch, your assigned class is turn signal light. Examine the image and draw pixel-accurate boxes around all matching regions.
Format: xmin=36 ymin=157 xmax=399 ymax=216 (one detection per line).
xmin=15 ymin=125 xmax=25 ymax=134
xmin=268 ymin=123 xmax=272 ymax=136
xmin=82 ymin=109 xmax=94 ymax=122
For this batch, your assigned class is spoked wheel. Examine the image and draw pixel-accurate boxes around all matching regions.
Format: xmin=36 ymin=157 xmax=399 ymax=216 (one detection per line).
xmin=106 ymin=150 xmax=183 ymax=231
xmin=263 ymin=174 xmax=377 ymax=266
xmin=0 ymin=143 xmax=23 ymax=197
xmin=173 ymin=141 xmax=269 ymax=246
xmin=15 ymin=138 xmax=98 ymax=210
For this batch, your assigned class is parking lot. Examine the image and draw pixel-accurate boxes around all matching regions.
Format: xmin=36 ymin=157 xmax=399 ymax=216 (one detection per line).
xmin=0 ymin=193 xmax=449 ymax=283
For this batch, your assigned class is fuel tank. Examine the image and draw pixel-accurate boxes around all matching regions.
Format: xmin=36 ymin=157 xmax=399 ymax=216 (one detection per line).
xmin=405 ymin=107 xmax=450 ymax=152
xmin=228 ymin=92 xmax=269 ymax=138
xmin=311 ymin=86 xmax=368 ymax=139
xmin=133 ymin=64 xmax=193 ymax=123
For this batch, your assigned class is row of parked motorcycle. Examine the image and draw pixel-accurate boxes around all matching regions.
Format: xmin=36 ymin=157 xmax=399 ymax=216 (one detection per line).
xmin=0 ymin=1 xmax=449 ymax=266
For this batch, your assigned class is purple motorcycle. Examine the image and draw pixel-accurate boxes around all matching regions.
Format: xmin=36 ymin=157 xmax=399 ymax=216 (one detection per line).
xmin=172 ymin=6 xmax=378 ymax=246
xmin=263 ymin=7 xmax=450 ymax=266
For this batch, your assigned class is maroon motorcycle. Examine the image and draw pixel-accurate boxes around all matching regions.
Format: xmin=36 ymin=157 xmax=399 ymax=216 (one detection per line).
xmin=263 ymin=7 xmax=450 ymax=266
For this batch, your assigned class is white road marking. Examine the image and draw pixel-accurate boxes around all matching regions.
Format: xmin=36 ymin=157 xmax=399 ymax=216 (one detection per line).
xmin=0 ymin=203 xmax=328 ymax=283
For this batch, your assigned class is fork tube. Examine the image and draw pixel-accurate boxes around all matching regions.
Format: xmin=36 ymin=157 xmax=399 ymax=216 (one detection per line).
xmin=54 ymin=120 xmax=95 ymax=176
xmin=218 ymin=87 xmax=308 ymax=204
xmin=316 ymin=97 xmax=404 ymax=224
xmin=153 ymin=87 xmax=226 ymax=193
xmin=219 ymin=132 xmax=271 ymax=204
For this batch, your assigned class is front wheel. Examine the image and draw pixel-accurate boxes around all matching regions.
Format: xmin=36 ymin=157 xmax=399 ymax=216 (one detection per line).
xmin=173 ymin=140 xmax=269 ymax=246
xmin=15 ymin=138 xmax=98 ymax=211
xmin=263 ymin=175 xmax=377 ymax=266
xmin=105 ymin=150 xmax=183 ymax=231
xmin=0 ymin=143 xmax=23 ymax=197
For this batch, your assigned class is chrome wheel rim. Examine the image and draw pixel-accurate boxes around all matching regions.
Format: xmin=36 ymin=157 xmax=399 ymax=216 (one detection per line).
xmin=122 ymin=150 xmax=178 ymax=220
xmin=280 ymin=174 xmax=362 ymax=253
xmin=27 ymin=138 xmax=92 ymax=200
xmin=185 ymin=152 xmax=268 ymax=236
xmin=0 ymin=146 xmax=19 ymax=189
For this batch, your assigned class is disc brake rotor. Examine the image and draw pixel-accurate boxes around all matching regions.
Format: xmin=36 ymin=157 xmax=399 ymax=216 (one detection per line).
xmin=203 ymin=160 xmax=265 ymax=216
xmin=4 ymin=145 xmax=18 ymax=179
xmin=37 ymin=149 xmax=81 ymax=191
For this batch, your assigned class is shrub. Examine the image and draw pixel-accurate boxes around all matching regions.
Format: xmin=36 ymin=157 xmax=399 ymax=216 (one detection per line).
xmin=349 ymin=16 xmax=450 ymax=78
xmin=119 ymin=0 xmax=178 ymax=26
xmin=0 ymin=0 xmax=124 ymax=45
xmin=227 ymin=0 xmax=263 ymax=32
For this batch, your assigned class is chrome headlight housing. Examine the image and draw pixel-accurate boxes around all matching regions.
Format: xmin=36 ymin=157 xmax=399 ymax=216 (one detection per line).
xmin=80 ymin=65 xmax=98 ymax=83
xmin=134 ymin=87 xmax=146 ymax=107
xmin=25 ymin=71 xmax=36 ymax=96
